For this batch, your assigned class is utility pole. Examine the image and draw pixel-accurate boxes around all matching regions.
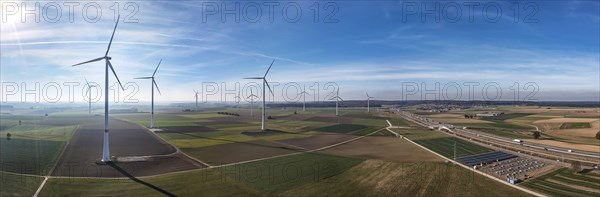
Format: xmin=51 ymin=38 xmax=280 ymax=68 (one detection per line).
xmin=454 ymin=140 xmax=457 ymax=161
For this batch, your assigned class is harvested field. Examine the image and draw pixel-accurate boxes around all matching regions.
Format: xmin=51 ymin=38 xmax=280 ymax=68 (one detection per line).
xmin=320 ymin=136 xmax=444 ymax=162
xmin=51 ymin=118 xmax=202 ymax=177
xmin=534 ymin=118 xmax=598 ymax=124
xmin=155 ymin=125 xmax=216 ymax=133
xmin=522 ymin=140 xmax=600 ymax=153
xmin=280 ymin=160 xmax=533 ymax=197
xmin=181 ymin=140 xmax=303 ymax=166
xmin=303 ymin=116 xmax=353 ymax=124
xmin=313 ymin=124 xmax=368 ymax=134
xmin=277 ymin=133 xmax=357 ymax=150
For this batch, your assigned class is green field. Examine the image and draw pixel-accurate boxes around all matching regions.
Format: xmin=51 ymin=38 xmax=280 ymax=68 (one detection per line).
xmin=0 ymin=124 xmax=76 ymax=175
xmin=280 ymin=160 xmax=533 ymax=197
xmin=559 ymin=122 xmax=591 ymax=129
xmin=414 ymin=137 xmax=493 ymax=158
xmin=0 ymin=172 xmax=44 ymax=197
xmin=40 ymin=153 xmax=362 ymax=196
xmin=222 ymin=153 xmax=363 ymax=195
xmin=522 ymin=168 xmax=600 ymax=197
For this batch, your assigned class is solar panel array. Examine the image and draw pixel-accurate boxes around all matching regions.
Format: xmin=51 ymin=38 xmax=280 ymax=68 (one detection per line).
xmin=457 ymin=151 xmax=517 ymax=166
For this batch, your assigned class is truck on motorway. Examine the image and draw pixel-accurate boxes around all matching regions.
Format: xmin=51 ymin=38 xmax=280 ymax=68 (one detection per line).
xmin=513 ymin=139 xmax=522 ymax=143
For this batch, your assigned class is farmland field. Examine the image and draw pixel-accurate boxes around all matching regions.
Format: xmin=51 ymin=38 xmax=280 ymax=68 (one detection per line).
xmin=559 ymin=122 xmax=591 ymax=129
xmin=0 ymin=172 xmax=44 ymax=197
xmin=40 ymin=153 xmax=363 ymax=196
xmin=414 ymin=137 xmax=493 ymax=158
xmin=522 ymin=168 xmax=600 ymax=197
xmin=280 ymin=160 xmax=533 ymax=197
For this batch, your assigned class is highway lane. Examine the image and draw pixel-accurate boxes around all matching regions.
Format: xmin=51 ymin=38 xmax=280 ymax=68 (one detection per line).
xmin=398 ymin=111 xmax=600 ymax=162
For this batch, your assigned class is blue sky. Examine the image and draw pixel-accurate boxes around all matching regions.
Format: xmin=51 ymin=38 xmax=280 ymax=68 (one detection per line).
xmin=1 ymin=0 xmax=599 ymax=103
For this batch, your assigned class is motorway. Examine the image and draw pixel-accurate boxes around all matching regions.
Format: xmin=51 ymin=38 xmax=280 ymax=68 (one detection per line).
xmin=398 ymin=111 xmax=600 ymax=166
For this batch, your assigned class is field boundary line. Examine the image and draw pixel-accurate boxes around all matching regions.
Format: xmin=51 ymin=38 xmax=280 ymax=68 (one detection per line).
xmin=32 ymin=176 xmax=48 ymax=197
xmin=388 ymin=119 xmax=548 ymax=197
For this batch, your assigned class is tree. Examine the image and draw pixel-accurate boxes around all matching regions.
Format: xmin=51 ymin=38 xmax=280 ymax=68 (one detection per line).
xmin=571 ymin=161 xmax=582 ymax=173
xmin=596 ymin=131 xmax=600 ymax=140
xmin=6 ymin=133 xmax=11 ymax=140
xmin=533 ymin=131 xmax=541 ymax=140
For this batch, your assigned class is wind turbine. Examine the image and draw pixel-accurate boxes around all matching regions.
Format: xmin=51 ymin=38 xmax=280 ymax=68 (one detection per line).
xmin=247 ymin=89 xmax=258 ymax=117
xmin=330 ymin=88 xmax=343 ymax=116
xmin=300 ymin=85 xmax=310 ymax=111
xmin=194 ymin=90 xmax=199 ymax=111
xmin=244 ymin=60 xmax=275 ymax=131
xmin=72 ymin=15 xmax=124 ymax=163
xmin=234 ymin=91 xmax=241 ymax=108
xmin=84 ymin=78 xmax=96 ymax=115
xmin=366 ymin=91 xmax=374 ymax=112
xmin=134 ymin=59 xmax=162 ymax=128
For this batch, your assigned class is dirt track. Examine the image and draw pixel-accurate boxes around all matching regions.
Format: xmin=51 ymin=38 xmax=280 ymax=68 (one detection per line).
xmin=51 ymin=116 xmax=204 ymax=177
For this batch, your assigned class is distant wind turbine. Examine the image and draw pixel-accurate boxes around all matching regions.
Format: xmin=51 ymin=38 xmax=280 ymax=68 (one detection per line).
xmin=331 ymin=88 xmax=343 ymax=116
xmin=366 ymin=91 xmax=374 ymax=112
xmin=134 ymin=59 xmax=162 ymax=128
xmin=247 ymin=89 xmax=258 ymax=117
xmin=300 ymin=85 xmax=310 ymax=111
xmin=244 ymin=60 xmax=275 ymax=131
xmin=72 ymin=15 xmax=124 ymax=163
xmin=234 ymin=91 xmax=241 ymax=105
xmin=194 ymin=90 xmax=200 ymax=111
xmin=84 ymin=78 xmax=96 ymax=115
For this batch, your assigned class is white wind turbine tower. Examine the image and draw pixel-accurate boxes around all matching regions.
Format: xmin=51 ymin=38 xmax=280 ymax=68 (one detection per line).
xmin=330 ymin=88 xmax=343 ymax=116
xmin=300 ymin=85 xmax=310 ymax=111
xmin=234 ymin=91 xmax=241 ymax=108
xmin=84 ymin=78 xmax=96 ymax=115
xmin=72 ymin=15 xmax=124 ymax=163
xmin=194 ymin=90 xmax=200 ymax=111
xmin=247 ymin=89 xmax=258 ymax=117
xmin=244 ymin=60 xmax=275 ymax=131
xmin=366 ymin=91 xmax=374 ymax=112
xmin=134 ymin=59 xmax=162 ymax=128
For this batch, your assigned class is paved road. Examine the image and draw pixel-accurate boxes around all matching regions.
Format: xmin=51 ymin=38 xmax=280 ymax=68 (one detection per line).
xmin=399 ymin=111 xmax=600 ymax=163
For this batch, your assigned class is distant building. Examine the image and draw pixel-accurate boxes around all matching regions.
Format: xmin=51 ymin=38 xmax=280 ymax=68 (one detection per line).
xmin=476 ymin=112 xmax=498 ymax=117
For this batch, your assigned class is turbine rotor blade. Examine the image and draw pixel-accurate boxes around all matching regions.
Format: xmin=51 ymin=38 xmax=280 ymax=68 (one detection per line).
xmin=105 ymin=15 xmax=120 ymax=57
xmin=107 ymin=61 xmax=124 ymax=90
xmin=264 ymin=59 xmax=275 ymax=77
xmin=152 ymin=59 xmax=162 ymax=77
xmin=244 ymin=77 xmax=263 ymax=79
xmin=72 ymin=57 xmax=104 ymax=67
xmin=264 ymin=79 xmax=274 ymax=96
xmin=134 ymin=77 xmax=153 ymax=79
xmin=153 ymin=79 xmax=161 ymax=95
